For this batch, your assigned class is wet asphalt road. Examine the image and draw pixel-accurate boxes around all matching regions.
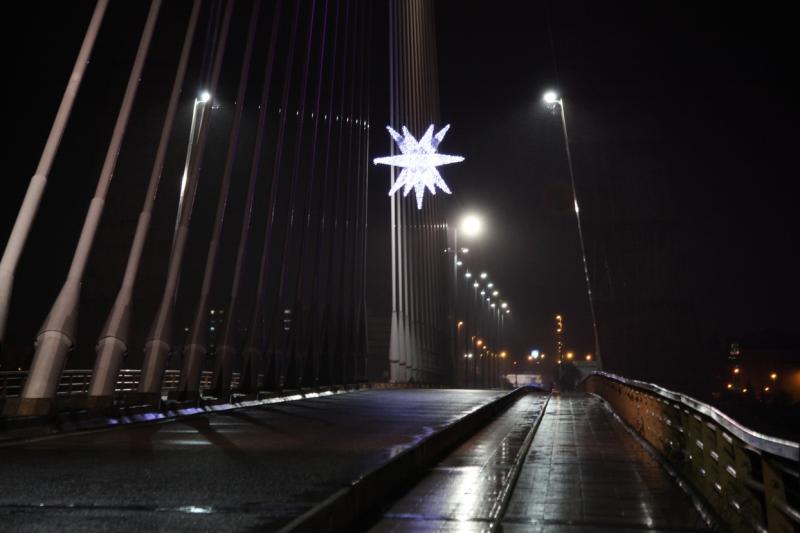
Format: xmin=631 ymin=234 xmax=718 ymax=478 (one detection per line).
xmin=0 ymin=389 xmax=506 ymax=532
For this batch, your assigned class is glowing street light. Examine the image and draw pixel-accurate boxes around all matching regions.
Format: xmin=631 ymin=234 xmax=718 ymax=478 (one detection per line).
xmin=770 ymin=372 xmax=778 ymax=380
xmin=480 ymin=272 xmax=488 ymax=280
xmin=199 ymin=90 xmax=212 ymax=103
xmin=500 ymin=302 xmax=508 ymax=309
xmin=492 ymin=290 xmax=499 ymax=296
xmin=543 ymin=90 xmax=560 ymax=105
xmin=460 ymin=214 xmax=484 ymax=237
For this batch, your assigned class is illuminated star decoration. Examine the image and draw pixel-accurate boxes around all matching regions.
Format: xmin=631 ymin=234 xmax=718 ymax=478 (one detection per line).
xmin=374 ymin=124 xmax=464 ymax=209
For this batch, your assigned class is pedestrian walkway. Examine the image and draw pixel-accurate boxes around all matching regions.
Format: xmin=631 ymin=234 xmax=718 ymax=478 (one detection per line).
xmin=501 ymin=393 xmax=712 ymax=531
xmin=371 ymin=393 xmax=549 ymax=531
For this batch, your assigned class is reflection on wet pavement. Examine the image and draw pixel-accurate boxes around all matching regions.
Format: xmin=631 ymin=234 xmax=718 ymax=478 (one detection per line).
xmin=0 ymin=389 xmax=507 ymax=531
xmin=371 ymin=393 xmax=549 ymax=531
xmin=372 ymin=393 xmax=713 ymax=532
xmin=501 ymin=393 xmax=712 ymax=532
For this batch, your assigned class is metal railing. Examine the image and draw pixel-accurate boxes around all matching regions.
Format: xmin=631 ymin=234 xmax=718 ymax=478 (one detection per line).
xmin=1 ymin=369 xmax=241 ymax=399
xmin=581 ymin=371 xmax=799 ymax=533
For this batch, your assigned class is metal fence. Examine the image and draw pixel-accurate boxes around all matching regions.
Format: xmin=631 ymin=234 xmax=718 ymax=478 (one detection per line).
xmin=581 ymin=371 xmax=799 ymax=533
xmin=0 ymin=370 xmax=242 ymax=400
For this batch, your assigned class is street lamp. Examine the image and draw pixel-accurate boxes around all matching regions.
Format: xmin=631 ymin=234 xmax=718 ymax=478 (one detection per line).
xmin=543 ymin=90 xmax=560 ymax=105
xmin=450 ymin=214 xmax=485 ymax=388
xmin=460 ymin=214 xmax=484 ymax=237
xmin=543 ymin=89 xmax=602 ymax=367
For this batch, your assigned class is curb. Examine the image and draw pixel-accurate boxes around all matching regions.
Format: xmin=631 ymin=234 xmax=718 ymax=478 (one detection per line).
xmin=278 ymin=386 xmax=531 ymax=532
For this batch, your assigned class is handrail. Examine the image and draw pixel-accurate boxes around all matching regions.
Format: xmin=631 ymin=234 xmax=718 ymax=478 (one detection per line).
xmin=589 ymin=371 xmax=798 ymax=461
xmin=581 ymin=371 xmax=799 ymax=533
xmin=1 ymin=369 xmax=241 ymax=399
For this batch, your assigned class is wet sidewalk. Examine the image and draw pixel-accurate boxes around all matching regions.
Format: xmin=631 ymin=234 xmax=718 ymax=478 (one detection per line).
xmin=502 ymin=393 xmax=712 ymax=532
xmin=371 ymin=393 xmax=549 ymax=532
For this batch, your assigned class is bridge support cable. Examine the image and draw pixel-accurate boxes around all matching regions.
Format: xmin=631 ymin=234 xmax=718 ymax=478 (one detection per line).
xmin=317 ymin=0 xmax=357 ymax=387
xmin=174 ymin=0 xmax=263 ymax=400
xmin=239 ymin=0 xmax=302 ymax=393
xmin=11 ymin=1 xmax=163 ymax=417
xmin=278 ymin=0 xmax=330 ymax=390
xmin=210 ymin=0 xmax=284 ymax=397
xmin=88 ymin=0 xmax=203 ymax=406
xmin=304 ymin=0 xmax=344 ymax=388
xmin=0 ymin=0 xmax=109 ymax=353
xmin=273 ymin=0 xmax=319 ymax=389
xmin=333 ymin=0 xmax=370 ymax=386
xmin=137 ymin=0 xmax=234 ymax=399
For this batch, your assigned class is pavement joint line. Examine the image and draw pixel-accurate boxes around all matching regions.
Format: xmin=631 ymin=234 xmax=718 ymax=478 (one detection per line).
xmin=0 ymin=385 xmax=382 ymax=448
xmin=489 ymin=393 xmax=551 ymax=530
xmin=277 ymin=387 xmax=532 ymax=533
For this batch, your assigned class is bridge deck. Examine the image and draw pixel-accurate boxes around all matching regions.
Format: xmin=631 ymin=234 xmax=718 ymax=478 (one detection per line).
xmin=0 ymin=389 xmax=505 ymax=531
xmin=501 ymin=393 xmax=711 ymax=531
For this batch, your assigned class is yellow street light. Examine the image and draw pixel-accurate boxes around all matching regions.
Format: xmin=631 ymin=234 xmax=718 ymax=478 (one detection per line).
xmin=726 ymin=383 xmax=733 ymax=390
xmin=770 ymin=372 xmax=777 ymax=380
xmin=733 ymin=367 xmax=740 ymax=374
xmin=566 ymin=352 xmax=574 ymax=360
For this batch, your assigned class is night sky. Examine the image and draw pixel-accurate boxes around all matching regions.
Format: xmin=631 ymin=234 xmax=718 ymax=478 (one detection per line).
xmin=3 ymin=1 xmax=797 ymax=391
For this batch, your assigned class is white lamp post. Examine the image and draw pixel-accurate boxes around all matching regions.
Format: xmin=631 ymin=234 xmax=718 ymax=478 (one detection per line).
xmin=543 ymin=90 xmax=602 ymax=366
